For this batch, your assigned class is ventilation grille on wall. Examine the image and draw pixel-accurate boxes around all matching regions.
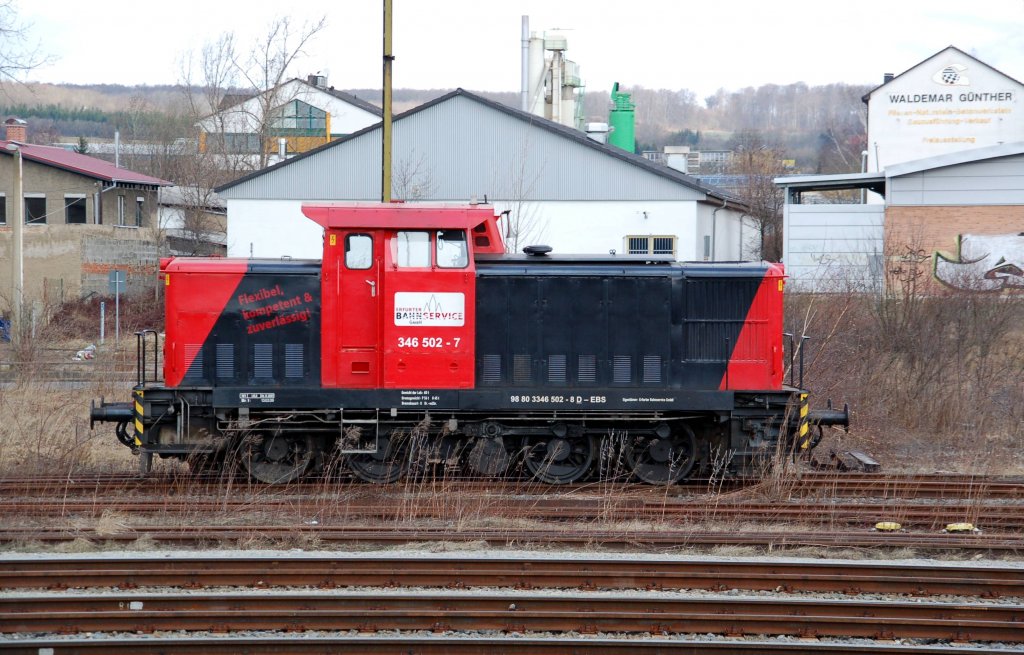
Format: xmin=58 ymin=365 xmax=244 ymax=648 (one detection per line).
xmin=482 ymin=354 xmax=502 ymax=383
xmin=254 ymin=344 xmax=273 ymax=379
xmin=184 ymin=344 xmax=203 ymax=380
xmin=578 ymin=355 xmax=597 ymax=383
xmin=613 ymin=355 xmax=632 ymax=383
xmin=285 ymin=343 xmax=304 ymax=378
xmin=513 ymin=354 xmax=532 ymax=384
xmin=643 ymin=355 xmax=662 ymax=383
xmin=547 ymin=354 xmax=567 ymax=384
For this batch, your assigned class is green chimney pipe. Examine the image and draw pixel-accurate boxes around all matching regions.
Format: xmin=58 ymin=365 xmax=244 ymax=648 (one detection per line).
xmin=608 ymin=82 xmax=635 ymax=153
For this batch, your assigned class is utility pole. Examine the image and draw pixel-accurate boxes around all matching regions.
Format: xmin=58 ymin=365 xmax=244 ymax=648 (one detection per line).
xmin=381 ymin=0 xmax=393 ymax=203
xmin=6 ymin=143 xmax=22 ymax=344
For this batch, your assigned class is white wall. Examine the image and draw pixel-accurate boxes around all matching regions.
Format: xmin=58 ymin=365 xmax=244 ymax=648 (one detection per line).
xmin=227 ymin=198 xmax=703 ymax=260
xmin=489 ymin=200 xmax=699 ymax=258
xmin=159 ymin=205 xmax=185 ymax=231
xmin=782 ymin=204 xmax=885 ymax=291
xmin=694 ymin=202 xmax=750 ymax=261
xmin=867 ymin=49 xmax=1024 ymax=171
xmin=227 ymin=199 xmax=324 ymax=258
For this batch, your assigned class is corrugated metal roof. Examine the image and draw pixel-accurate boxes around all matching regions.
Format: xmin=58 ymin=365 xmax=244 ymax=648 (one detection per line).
xmin=884 ymin=141 xmax=1024 ymax=177
xmin=217 ymin=89 xmax=741 ymax=206
xmin=0 ymin=140 xmax=171 ymax=186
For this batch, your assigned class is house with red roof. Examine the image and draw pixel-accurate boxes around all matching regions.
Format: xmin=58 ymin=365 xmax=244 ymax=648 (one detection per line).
xmin=0 ymin=118 xmax=172 ymax=305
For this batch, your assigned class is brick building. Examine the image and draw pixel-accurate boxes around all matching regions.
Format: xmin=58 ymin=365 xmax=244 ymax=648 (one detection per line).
xmin=777 ymin=142 xmax=1024 ymax=292
xmin=0 ymin=119 xmax=171 ymax=308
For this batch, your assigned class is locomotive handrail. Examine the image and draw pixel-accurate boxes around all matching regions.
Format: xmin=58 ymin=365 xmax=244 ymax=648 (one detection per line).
xmin=799 ymin=335 xmax=809 ymax=389
xmin=135 ymin=330 xmax=161 ymax=386
xmin=783 ymin=333 xmax=794 ymax=386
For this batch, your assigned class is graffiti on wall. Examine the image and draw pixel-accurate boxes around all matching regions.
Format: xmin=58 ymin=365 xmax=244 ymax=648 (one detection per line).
xmin=933 ymin=233 xmax=1024 ymax=291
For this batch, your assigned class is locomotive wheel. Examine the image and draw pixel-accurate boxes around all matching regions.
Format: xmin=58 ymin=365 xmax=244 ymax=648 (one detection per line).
xmin=624 ymin=425 xmax=698 ymax=485
xmin=523 ymin=435 xmax=596 ymax=484
xmin=242 ymin=431 xmax=314 ymax=484
xmin=348 ymin=431 xmax=409 ymax=483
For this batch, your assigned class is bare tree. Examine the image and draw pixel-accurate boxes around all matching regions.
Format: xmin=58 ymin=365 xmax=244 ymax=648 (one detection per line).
xmin=392 ymin=151 xmax=435 ymax=201
xmin=0 ymin=1 xmax=48 ymax=86
xmin=167 ymin=17 xmax=327 ymax=254
xmin=232 ymin=15 xmax=328 ymax=169
xmin=492 ymin=132 xmax=548 ymax=254
xmin=727 ymin=130 xmax=787 ymax=261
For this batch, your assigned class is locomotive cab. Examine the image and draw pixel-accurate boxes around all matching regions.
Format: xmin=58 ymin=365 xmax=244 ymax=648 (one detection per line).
xmin=304 ymin=203 xmax=501 ymax=390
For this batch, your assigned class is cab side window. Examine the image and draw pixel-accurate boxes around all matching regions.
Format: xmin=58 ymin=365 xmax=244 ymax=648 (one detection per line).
xmin=396 ymin=231 xmax=431 ymax=267
xmin=436 ymin=229 xmax=468 ymax=268
xmin=345 ymin=233 xmax=373 ymax=269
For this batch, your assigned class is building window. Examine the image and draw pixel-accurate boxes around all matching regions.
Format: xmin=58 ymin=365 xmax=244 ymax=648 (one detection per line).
xmin=66 ymin=196 xmax=87 ymax=224
xmin=205 ymin=133 xmax=262 ymax=154
xmin=271 ymin=100 xmax=327 ymax=135
xmin=0 ymin=193 xmax=6 ymax=225
xmin=626 ymin=235 xmax=676 ymax=256
xmin=436 ymin=230 xmax=468 ymax=268
xmin=135 ymin=196 xmax=144 ymax=227
xmin=25 ymin=196 xmax=46 ymax=224
xmin=117 ymin=195 xmax=126 ymax=226
xmin=395 ymin=231 xmax=430 ymax=267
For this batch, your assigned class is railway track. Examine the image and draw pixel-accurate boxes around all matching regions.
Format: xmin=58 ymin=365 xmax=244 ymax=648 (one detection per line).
xmin=2 ymin=497 xmax=1020 ymax=529
xmin=3 ymin=636 xmax=1017 ymax=655
xmin=2 ymin=525 xmax=1022 ymax=550
xmin=2 ymin=555 xmax=1021 ymax=654
xmin=2 ymin=471 xmax=1022 ymax=499
xmin=5 ymin=592 xmax=1021 ymax=641
xmin=3 ymin=555 xmax=1023 ymax=596
xmin=2 ymin=471 xmax=1020 ymax=550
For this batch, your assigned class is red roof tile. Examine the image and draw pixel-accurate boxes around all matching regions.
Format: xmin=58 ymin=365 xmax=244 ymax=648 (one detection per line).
xmin=0 ymin=140 xmax=171 ymax=186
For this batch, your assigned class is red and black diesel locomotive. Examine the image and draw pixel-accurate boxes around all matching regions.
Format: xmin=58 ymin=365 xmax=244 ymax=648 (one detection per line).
xmin=91 ymin=203 xmax=848 ymax=484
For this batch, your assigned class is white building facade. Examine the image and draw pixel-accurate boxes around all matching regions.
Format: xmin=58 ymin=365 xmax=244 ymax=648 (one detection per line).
xmin=866 ymin=46 xmax=1024 ymax=171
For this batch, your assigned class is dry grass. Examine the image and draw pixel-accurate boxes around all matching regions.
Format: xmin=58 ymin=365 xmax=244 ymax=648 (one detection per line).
xmin=0 ymin=374 xmax=136 ymax=476
xmin=787 ymin=290 xmax=1024 ymax=474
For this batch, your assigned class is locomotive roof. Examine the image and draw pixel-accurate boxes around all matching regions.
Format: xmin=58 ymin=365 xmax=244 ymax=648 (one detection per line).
xmin=475 ymin=254 xmax=780 ymax=278
xmin=161 ymin=257 xmax=321 ymax=275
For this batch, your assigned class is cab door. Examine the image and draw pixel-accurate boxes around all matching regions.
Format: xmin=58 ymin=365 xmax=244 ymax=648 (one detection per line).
xmin=335 ymin=231 xmax=381 ymax=387
xmin=382 ymin=228 xmax=475 ymax=388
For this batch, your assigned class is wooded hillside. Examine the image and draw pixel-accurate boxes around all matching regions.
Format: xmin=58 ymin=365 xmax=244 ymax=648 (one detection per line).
xmin=0 ymin=79 xmax=870 ymax=174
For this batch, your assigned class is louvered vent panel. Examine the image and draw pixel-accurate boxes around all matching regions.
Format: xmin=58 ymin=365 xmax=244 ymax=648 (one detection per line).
xmin=547 ymin=355 xmax=567 ymax=384
xmin=643 ymin=355 xmax=662 ymax=383
xmin=578 ymin=355 xmax=597 ymax=383
xmin=285 ymin=343 xmax=304 ymax=378
xmin=481 ymin=355 xmax=502 ymax=384
xmin=613 ymin=355 xmax=632 ymax=384
xmin=254 ymin=344 xmax=274 ymax=379
xmin=215 ymin=344 xmax=234 ymax=379
xmin=184 ymin=344 xmax=203 ymax=380
xmin=513 ymin=354 xmax=532 ymax=384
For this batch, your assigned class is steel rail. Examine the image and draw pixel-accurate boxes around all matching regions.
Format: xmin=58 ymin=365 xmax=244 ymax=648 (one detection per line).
xmin=2 ymin=498 xmax=1020 ymax=529
xmin=2 ymin=635 xmax=1017 ymax=655
xmin=3 ymin=556 xmax=1023 ymax=597
xmin=1 ymin=474 xmax=1020 ymax=500
xmin=1 ymin=526 xmax=1022 ymax=550
xmin=4 ymin=592 xmax=1022 ymax=641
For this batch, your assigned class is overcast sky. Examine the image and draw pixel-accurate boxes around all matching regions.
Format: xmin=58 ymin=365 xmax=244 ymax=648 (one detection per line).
xmin=18 ymin=0 xmax=1024 ymax=102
